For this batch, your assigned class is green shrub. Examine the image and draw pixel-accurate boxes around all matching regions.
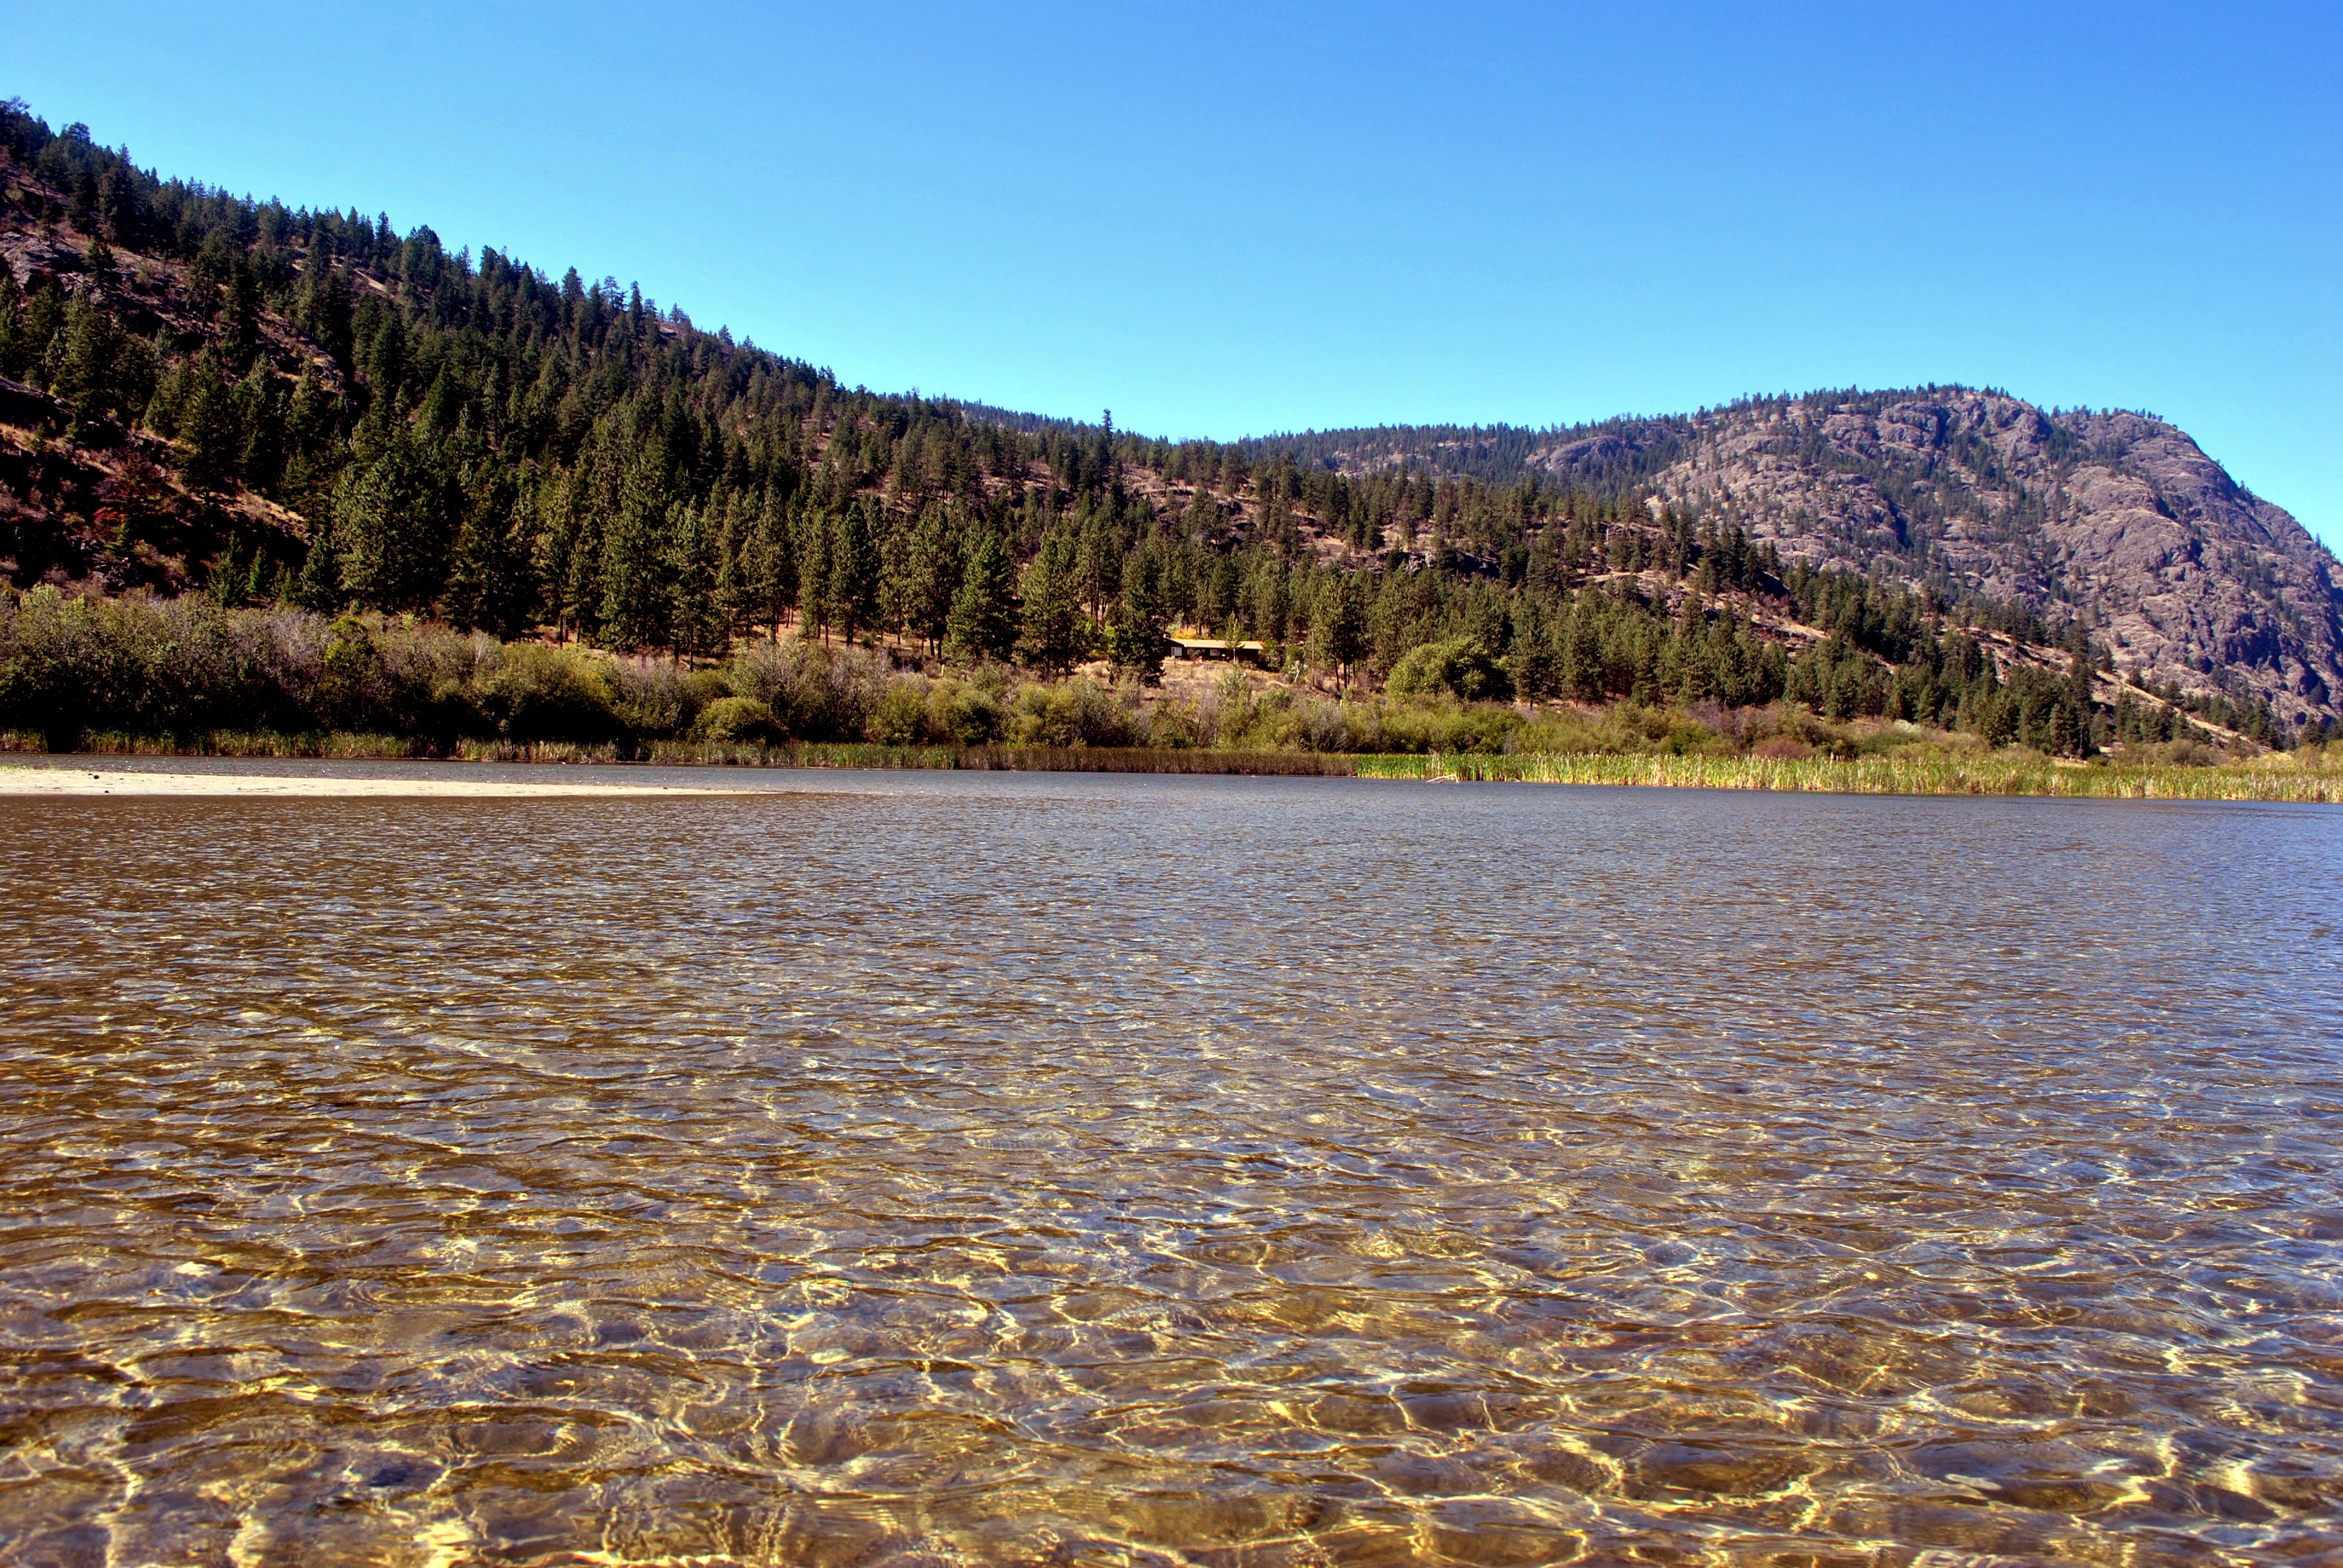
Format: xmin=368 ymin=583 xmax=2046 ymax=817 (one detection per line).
xmin=726 ymin=639 xmax=887 ymax=740
xmin=1008 ymin=679 xmax=1135 ymax=748
xmin=1374 ymin=699 xmax=1524 ymax=754
xmin=1145 ymin=699 xmax=1199 ymax=749
xmin=696 ymin=695 xmax=778 ymax=743
xmin=480 ymin=644 xmax=623 ymax=742
xmin=930 ymin=680 xmax=1004 ymax=745
xmin=609 ymin=658 xmax=706 ymax=737
xmin=1388 ymin=639 xmax=1513 ymax=702
xmin=865 ymin=681 xmax=928 ymax=745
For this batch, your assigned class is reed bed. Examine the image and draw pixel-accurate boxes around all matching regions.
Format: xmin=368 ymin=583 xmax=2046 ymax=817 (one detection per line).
xmin=955 ymin=746 xmax=1357 ymax=776
xmin=1355 ymin=751 xmax=2343 ymax=802
xmin=45 ymin=730 xmax=431 ymax=760
xmin=644 ymin=742 xmax=1357 ymax=774
xmin=11 ymin=728 xmax=2336 ymax=800
xmin=646 ymin=740 xmax=961 ymax=770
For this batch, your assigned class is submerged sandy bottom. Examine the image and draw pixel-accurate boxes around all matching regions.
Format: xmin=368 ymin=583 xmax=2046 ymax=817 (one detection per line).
xmin=4 ymin=770 xmax=2341 ymax=1563
xmin=0 ymin=765 xmax=741 ymax=797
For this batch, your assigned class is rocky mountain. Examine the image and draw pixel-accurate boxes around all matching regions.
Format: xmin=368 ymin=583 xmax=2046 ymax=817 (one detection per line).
xmin=1275 ymin=394 xmax=2343 ymax=725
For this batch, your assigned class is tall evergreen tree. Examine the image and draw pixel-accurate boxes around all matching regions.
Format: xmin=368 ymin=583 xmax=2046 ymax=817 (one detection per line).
xmin=0 ymin=266 xmax=25 ymax=380
xmin=668 ymin=500 xmax=724 ymax=659
xmin=1020 ymin=526 xmax=1086 ymax=672
xmin=176 ymin=354 xmax=244 ymax=495
xmin=829 ymin=501 xmax=880 ymax=643
xmin=220 ymin=256 xmax=260 ymax=370
xmin=747 ymin=487 xmax=795 ymax=639
xmin=299 ymin=252 xmax=355 ymax=375
xmin=445 ymin=469 xmax=540 ymax=638
xmin=1103 ymin=595 xmax=1169 ymax=682
xmin=796 ymin=501 xmax=832 ymax=641
xmin=55 ymin=299 xmax=122 ymax=429
xmin=600 ymin=445 xmax=675 ymax=652
xmin=713 ymin=491 xmax=749 ymax=643
xmin=293 ymin=512 xmax=342 ymax=611
xmin=903 ymin=503 xmax=960 ymax=657
xmin=562 ymin=463 xmax=610 ymax=646
xmin=945 ymin=528 xmax=1019 ymax=665
xmin=1311 ymin=575 xmax=1367 ymax=681
xmin=335 ymin=428 xmax=452 ymax=613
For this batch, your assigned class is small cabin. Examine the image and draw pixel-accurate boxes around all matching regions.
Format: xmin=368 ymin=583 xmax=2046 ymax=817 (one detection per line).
xmin=1168 ymin=636 xmax=1268 ymax=665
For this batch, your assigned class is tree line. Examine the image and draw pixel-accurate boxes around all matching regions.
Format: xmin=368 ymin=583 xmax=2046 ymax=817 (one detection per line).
xmin=0 ymin=99 xmax=2295 ymax=758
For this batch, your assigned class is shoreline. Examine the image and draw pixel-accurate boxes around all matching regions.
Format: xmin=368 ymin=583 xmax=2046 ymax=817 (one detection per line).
xmin=4 ymin=742 xmax=2337 ymax=803
xmin=0 ymin=765 xmax=748 ymax=798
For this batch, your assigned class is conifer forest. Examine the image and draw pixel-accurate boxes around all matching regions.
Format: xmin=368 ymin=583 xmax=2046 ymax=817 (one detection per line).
xmin=1 ymin=100 xmax=2333 ymax=773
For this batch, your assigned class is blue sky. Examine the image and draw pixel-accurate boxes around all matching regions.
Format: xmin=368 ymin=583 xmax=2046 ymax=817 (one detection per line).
xmin=8 ymin=2 xmax=2339 ymax=545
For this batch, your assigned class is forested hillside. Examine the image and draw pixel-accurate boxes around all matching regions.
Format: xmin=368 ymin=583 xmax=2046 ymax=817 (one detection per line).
xmin=1245 ymin=396 xmax=2343 ymax=728
xmin=0 ymin=99 xmax=2327 ymax=756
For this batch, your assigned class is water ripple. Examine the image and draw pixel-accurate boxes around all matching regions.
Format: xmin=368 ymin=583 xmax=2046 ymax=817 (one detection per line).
xmin=2 ymin=768 xmax=2339 ymax=1564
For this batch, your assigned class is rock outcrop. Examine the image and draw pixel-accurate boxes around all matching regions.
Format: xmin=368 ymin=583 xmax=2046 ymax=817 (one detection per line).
xmin=1514 ymin=393 xmax=2341 ymax=724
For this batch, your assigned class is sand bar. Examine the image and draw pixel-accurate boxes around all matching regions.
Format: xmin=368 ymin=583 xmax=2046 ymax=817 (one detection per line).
xmin=0 ymin=766 xmax=747 ymax=798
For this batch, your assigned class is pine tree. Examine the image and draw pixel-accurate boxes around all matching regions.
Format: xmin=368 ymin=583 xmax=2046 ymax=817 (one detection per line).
xmin=1076 ymin=511 xmax=1121 ymax=618
xmin=220 ymin=257 xmax=261 ymax=371
xmin=97 ymin=162 xmax=142 ymax=246
xmin=945 ymin=528 xmax=1019 ymax=665
xmin=667 ymin=500 xmax=724 ymax=659
xmin=828 ymin=501 xmax=880 ymax=643
xmin=280 ymin=364 xmax=341 ymax=514
xmin=1507 ymin=596 xmax=1557 ymax=698
xmin=903 ymin=503 xmax=959 ymax=656
xmin=531 ymin=469 xmax=581 ymax=641
xmin=599 ymin=446 xmax=675 ymax=653
xmin=1562 ymin=598 xmax=1607 ymax=701
xmin=1020 ymin=527 xmax=1086 ymax=672
xmin=16 ymin=281 xmax=64 ymax=388
xmin=176 ymin=355 xmax=244 ymax=495
xmin=713 ymin=491 xmax=747 ymax=643
xmin=363 ymin=311 xmax=407 ymax=410
xmin=2048 ymin=698 xmax=2081 ymax=757
xmin=67 ymin=165 xmax=99 ymax=234
xmin=563 ymin=470 xmax=608 ymax=646
xmin=299 ymin=251 xmax=355 ymax=374
xmin=234 ymin=367 xmax=282 ymax=494
xmin=796 ymin=501 xmax=831 ymax=641
xmin=336 ymin=428 xmax=452 ymax=613
xmin=446 ymin=470 xmax=540 ymax=638
xmin=56 ymin=299 xmax=122 ymax=429
xmin=293 ymin=514 xmax=342 ymax=611
xmin=747 ymin=487 xmax=795 ymax=638
xmin=1311 ymin=576 xmax=1367 ymax=682
xmin=0 ymin=266 xmax=24 ymax=381
xmin=1103 ymin=596 xmax=1169 ymax=683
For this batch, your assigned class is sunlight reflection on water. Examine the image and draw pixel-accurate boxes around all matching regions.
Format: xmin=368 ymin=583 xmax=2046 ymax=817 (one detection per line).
xmin=2 ymin=764 xmax=2339 ymax=1564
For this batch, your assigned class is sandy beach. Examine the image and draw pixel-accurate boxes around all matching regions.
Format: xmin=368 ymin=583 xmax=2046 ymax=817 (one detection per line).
xmin=0 ymin=766 xmax=746 ymax=798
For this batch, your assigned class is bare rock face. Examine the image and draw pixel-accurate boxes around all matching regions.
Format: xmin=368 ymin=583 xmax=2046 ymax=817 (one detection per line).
xmin=1525 ymin=393 xmax=2341 ymax=724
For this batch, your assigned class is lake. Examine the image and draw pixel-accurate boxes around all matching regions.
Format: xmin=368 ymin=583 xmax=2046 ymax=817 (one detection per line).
xmin=3 ymin=762 xmax=2339 ymax=1564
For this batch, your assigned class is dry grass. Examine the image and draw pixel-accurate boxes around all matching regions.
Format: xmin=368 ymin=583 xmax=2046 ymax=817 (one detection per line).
xmin=1355 ymin=751 xmax=2342 ymax=802
xmin=13 ymin=729 xmax=2338 ymax=801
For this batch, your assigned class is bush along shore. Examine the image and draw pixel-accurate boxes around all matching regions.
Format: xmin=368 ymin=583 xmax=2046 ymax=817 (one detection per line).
xmin=3 ymin=589 xmax=2337 ymax=800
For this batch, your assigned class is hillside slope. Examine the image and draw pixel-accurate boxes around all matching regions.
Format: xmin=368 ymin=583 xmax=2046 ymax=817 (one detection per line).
xmin=1250 ymin=394 xmax=2343 ymax=725
xmin=0 ymin=99 xmax=2329 ymax=743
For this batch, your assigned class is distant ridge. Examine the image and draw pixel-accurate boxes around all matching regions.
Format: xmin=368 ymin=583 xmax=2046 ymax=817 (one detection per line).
xmin=1223 ymin=392 xmax=2342 ymax=722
